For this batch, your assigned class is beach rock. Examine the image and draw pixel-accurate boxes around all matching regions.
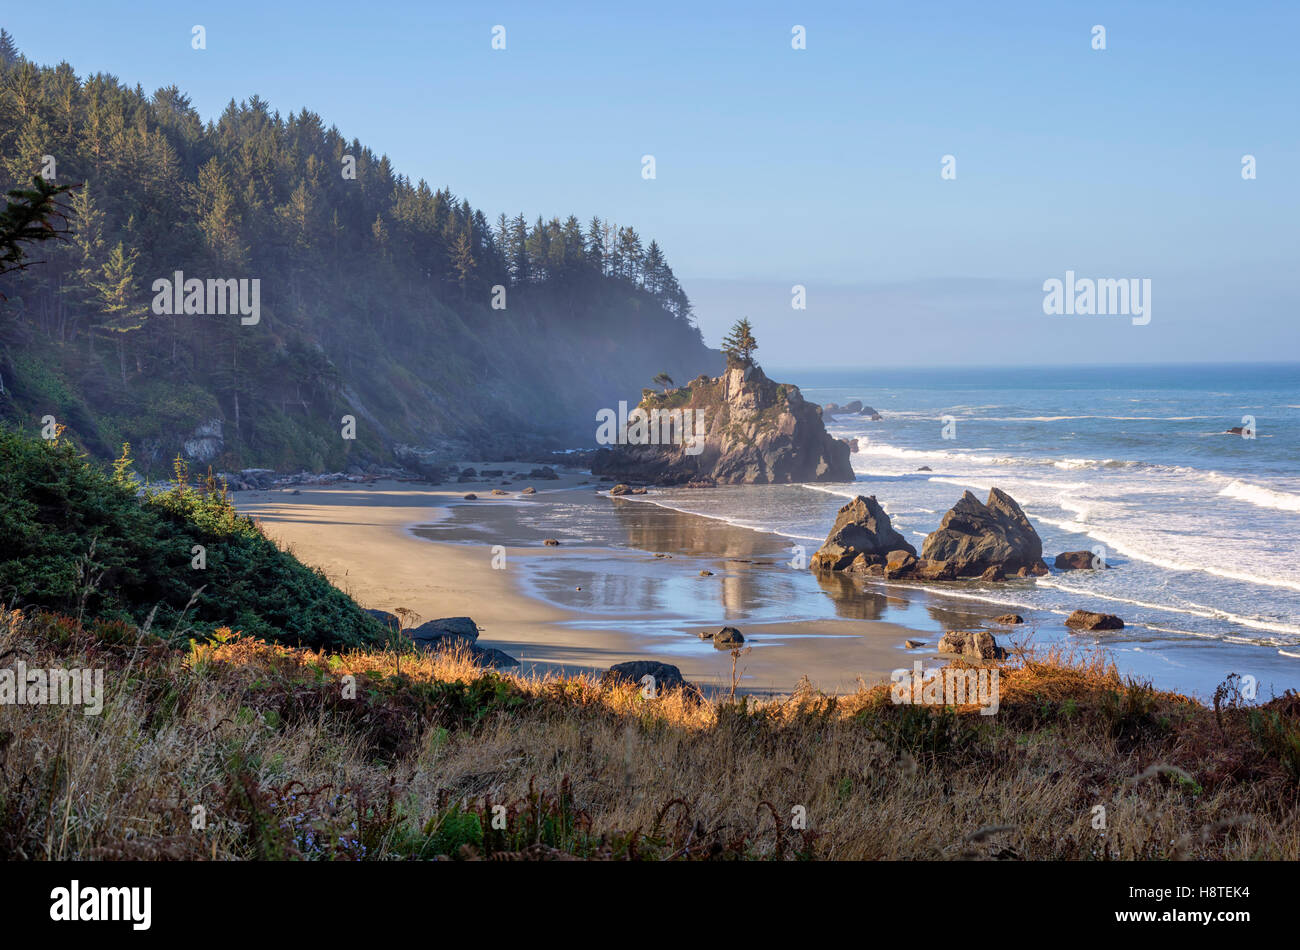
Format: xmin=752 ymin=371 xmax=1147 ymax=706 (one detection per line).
xmin=917 ymin=466 xmax=932 ymax=472
xmin=543 ymin=538 xmax=560 ymax=546
xmin=481 ymin=469 xmax=504 ymax=478
xmin=463 ymin=493 xmax=477 ymax=500
xmin=904 ymin=639 xmax=924 ymax=649
xmin=631 ymin=487 xmax=647 ymax=494
xmin=686 ymin=477 xmax=717 ymax=488
xmin=920 ymin=488 xmax=1049 ymax=578
xmin=1065 ymin=610 xmax=1124 ymax=631
xmin=845 ymin=438 xmax=860 ymax=453
xmin=859 ymin=406 xmax=883 ymax=421
xmin=823 ymin=402 xmax=840 ymax=414
xmin=811 ymin=495 xmax=916 ymax=571
xmin=994 ymin=614 xmax=1024 ymax=625
xmin=712 ymin=626 xmax=745 ymax=647
xmin=521 ymin=486 xmax=536 ymax=494
xmin=528 ymin=467 xmax=559 ymax=480
xmin=591 ymin=363 xmax=853 ymax=485
xmin=609 ymin=483 xmax=632 ymax=496
xmin=363 ymin=608 xmax=401 ymax=632
xmin=407 ymin=617 xmax=481 ymax=650
xmin=1055 ymin=550 xmax=1104 ymax=570
xmin=466 ymin=646 xmax=519 ymax=669
xmin=937 ymin=630 xmax=1006 ymax=660
xmin=491 ymin=488 xmax=508 ymax=495
xmin=699 ymin=569 xmax=714 ymax=576
xmin=885 ymin=550 xmax=917 ymax=576
xmin=841 ymin=400 xmax=863 ymax=414
xmin=980 ymin=566 xmax=1005 ymax=582
xmin=601 ymin=661 xmax=687 ymax=692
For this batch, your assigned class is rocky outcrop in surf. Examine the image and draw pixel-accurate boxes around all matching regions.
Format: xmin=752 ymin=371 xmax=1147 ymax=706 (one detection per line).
xmin=810 ymin=496 xmax=915 ymax=571
xmin=591 ymin=362 xmax=853 ymax=485
xmin=811 ymin=486 xmax=1049 ymax=581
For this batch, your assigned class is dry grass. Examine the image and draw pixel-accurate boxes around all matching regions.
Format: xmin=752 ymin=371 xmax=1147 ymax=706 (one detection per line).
xmin=1 ymin=607 xmax=1297 ymax=860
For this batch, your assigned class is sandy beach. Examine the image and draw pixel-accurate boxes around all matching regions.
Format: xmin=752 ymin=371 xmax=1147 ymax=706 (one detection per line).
xmin=233 ymin=469 xmax=945 ymax=695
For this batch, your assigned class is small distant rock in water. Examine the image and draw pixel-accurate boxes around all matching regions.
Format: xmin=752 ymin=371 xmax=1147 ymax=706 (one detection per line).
xmin=686 ymin=477 xmax=717 ymax=489
xmin=699 ymin=569 xmax=714 ymax=576
xmin=1055 ymin=551 xmax=1106 ymax=570
xmin=521 ymin=486 xmax=536 ymax=494
xmin=291 ymin=489 xmax=302 ymax=495
xmin=601 ymin=660 xmax=687 ymax=692
xmin=846 ymin=438 xmax=860 ymax=454
xmin=654 ymin=552 xmax=672 ymax=559
xmin=859 ymin=405 xmax=883 ymax=420
xmin=698 ymin=630 xmax=713 ymax=639
xmin=609 ymin=483 xmax=631 ymax=495
xmin=491 ymin=489 xmax=508 ymax=495
xmin=904 ymin=639 xmax=924 ymax=649
xmin=994 ymin=614 xmax=1024 ymax=625
xmin=463 ymin=493 xmax=478 ymax=500
xmin=937 ymin=630 xmax=1005 ymax=660
xmin=543 ymin=538 xmax=560 ymax=546
xmin=528 ymin=466 xmax=559 ymax=480
xmin=1065 ymin=610 xmax=1124 ymax=631
xmin=631 ymin=487 xmax=648 ymax=494
xmin=1225 ymin=426 xmax=1246 ymax=435
xmin=917 ymin=465 xmax=932 ymax=472
xmin=712 ymin=626 xmax=744 ymax=647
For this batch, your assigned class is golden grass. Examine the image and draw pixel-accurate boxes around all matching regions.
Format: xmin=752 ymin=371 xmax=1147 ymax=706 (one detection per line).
xmin=1 ymin=608 xmax=1297 ymax=860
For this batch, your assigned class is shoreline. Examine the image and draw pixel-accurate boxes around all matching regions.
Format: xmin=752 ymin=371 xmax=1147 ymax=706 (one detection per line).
xmin=233 ymin=471 xmax=948 ymax=696
xmin=234 ymin=466 xmax=1300 ymax=701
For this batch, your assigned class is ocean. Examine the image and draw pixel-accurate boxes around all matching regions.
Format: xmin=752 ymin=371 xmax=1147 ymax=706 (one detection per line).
xmin=416 ymin=362 xmax=1300 ymax=698
xmin=635 ymin=362 xmax=1300 ymax=695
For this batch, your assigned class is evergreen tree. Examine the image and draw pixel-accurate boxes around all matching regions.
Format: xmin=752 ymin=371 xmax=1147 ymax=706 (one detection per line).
xmin=721 ymin=318 xmax=758 ymax=367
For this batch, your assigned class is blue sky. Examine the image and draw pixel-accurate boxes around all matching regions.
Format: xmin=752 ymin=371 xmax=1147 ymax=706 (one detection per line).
xmin=4 ymin=1 xmax=1297 ymax=365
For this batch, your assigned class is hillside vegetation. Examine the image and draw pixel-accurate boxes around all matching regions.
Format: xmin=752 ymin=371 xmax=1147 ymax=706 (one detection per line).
xmin=0 ymin=426 xmax=384 ymax=649
xmin=0 ymin=30 xmax=718 ymax=473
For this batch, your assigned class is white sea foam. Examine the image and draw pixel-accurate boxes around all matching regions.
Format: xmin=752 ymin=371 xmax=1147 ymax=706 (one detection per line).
xmin=1218 ymin=479 xmax=1300 ymax=513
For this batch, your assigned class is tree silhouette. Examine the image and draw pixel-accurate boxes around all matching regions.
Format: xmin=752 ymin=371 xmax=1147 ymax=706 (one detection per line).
xmin=721 ymin=318 xmax=758 ymax=367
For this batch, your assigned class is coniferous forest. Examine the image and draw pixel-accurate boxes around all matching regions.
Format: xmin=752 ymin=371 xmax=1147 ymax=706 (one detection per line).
xmin=0 ymin=30 xmax=718 ymax=475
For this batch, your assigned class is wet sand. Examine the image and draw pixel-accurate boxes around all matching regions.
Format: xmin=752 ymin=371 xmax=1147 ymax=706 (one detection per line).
xmin=233 ymin=471 xmax=946 ymax=696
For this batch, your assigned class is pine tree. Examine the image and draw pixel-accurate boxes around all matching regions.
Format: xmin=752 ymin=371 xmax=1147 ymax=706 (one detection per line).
xmin=721 ymin=318 xmax=758 ymax=368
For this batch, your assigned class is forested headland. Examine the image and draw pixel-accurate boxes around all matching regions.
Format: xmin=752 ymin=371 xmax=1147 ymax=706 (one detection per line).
xmin=0 ymin=30 xmax=718 ymax=475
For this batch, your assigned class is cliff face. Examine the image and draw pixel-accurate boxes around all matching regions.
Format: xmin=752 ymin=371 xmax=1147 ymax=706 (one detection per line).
xmin=591 ymin=363 xmax=854 ymax=485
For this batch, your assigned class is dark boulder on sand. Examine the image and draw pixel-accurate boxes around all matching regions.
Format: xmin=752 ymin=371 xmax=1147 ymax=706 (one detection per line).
xmin=363 ymin=608 xmax=400 ymax=631
xmin=1065 ymin=610 xmax=1124 ymax=631
xmin=937 ymin=630 xmax=1006 ymax=660
xmin=811 ymin=496 xmax=916 ymax=571
xmin=712 ymin=625 xmax=745 ymax=647
xmin=919 ymin=488 xmax=1049 ymax=578
xmin=601 ymin=660 xmax=688 ymax=692
xmin=408 ymin=616 xmax=480 ymax=647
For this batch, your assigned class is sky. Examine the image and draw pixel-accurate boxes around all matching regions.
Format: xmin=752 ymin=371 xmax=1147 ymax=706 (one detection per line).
xmin=4 ymin=0 xmax=1297 ymax=366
